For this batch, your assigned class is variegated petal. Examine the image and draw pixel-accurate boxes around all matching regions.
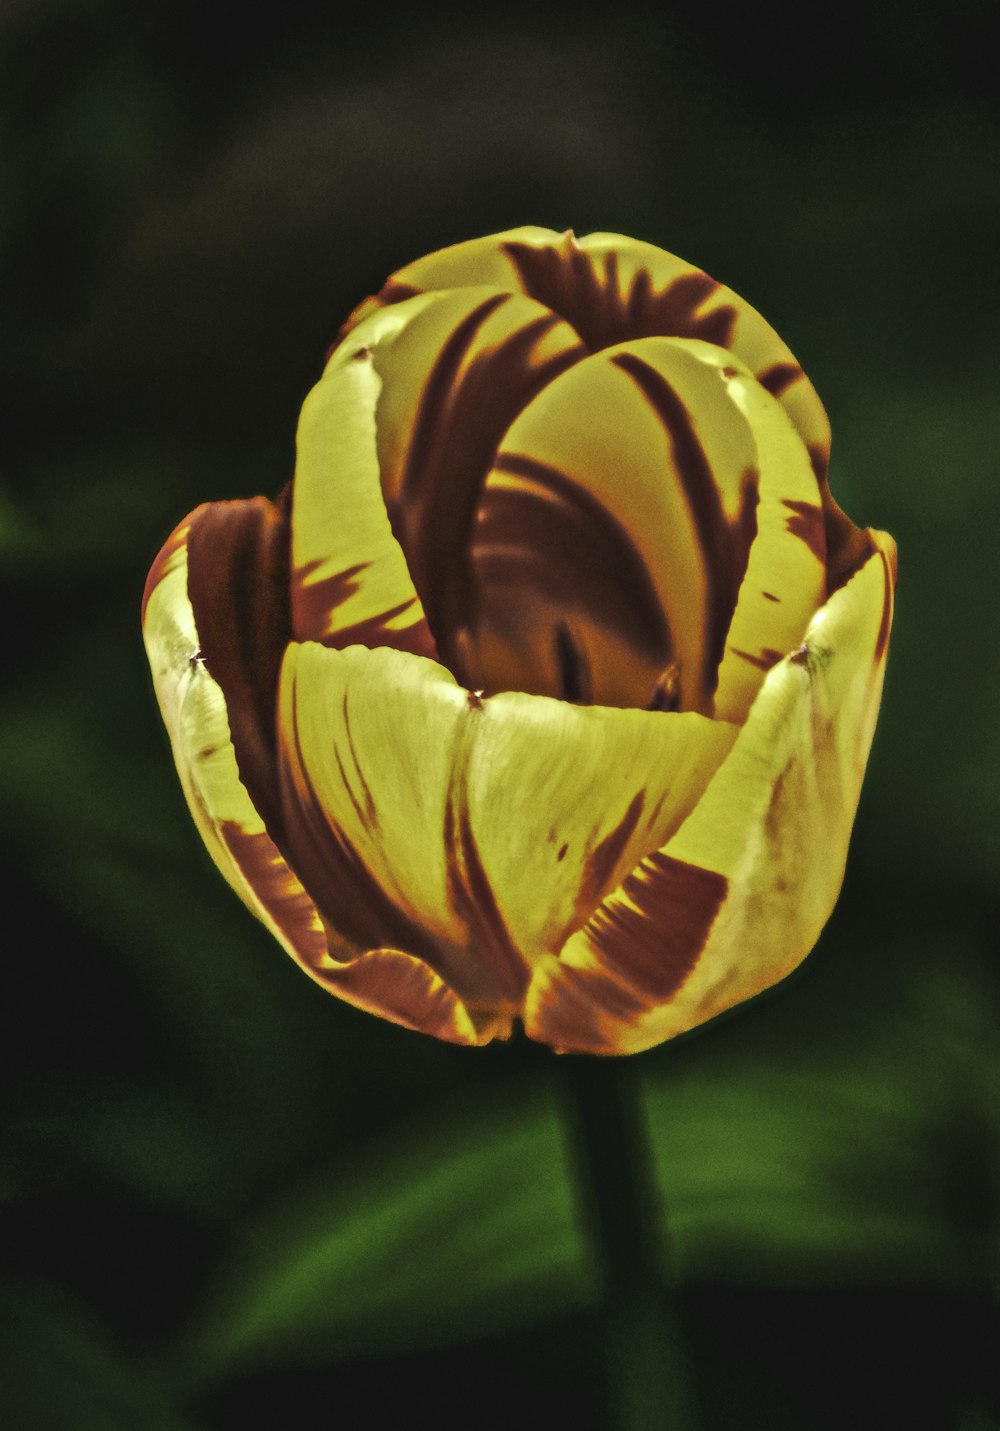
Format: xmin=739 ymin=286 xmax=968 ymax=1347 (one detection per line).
xmin=277 ymin=642 xmax=735 ymax=1010
xmin=524 ymin=535 xmax=896 ymax=1054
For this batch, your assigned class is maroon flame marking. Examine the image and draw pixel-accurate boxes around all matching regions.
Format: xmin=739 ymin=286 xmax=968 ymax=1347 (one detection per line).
xmin=782 ymin=499 xmax=826 ymax=564
xmin=220 ymin=820 xmax=326 ymax=967
xmin=186 ymin=491 xmax=293 ymax=840
xmin=387 ymin=296 xmax=583 ymax=672
xmin=443 ymin=801 xmax=530 ymax=1004
xmin=730 ymin=646 xmax=784 ymax=672
xmin=277 ymin=676 xmax=453 ymax=974
xmin=611 ymin=352 xmax=759 ymax=701
xmin=759 ymin=362 xmax=803 ymax=397
xmin=478 ymin=451 xmax=672 ymax=662
xmin=576 ymin=792 xmax=646 ymax=916
xmin=532 ymin=855 xmax=728 ymax=1053
xmin=502 ymin=236 xmax=738 ymax=353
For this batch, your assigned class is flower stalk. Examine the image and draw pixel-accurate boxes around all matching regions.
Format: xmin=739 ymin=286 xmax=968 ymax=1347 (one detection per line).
xmin=563 ymin=1056 xmax=697 ymax=1429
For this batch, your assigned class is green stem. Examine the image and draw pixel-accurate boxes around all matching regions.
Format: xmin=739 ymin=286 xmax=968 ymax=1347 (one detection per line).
xmin=562 ymin=1056 xmax=698 ymax=1430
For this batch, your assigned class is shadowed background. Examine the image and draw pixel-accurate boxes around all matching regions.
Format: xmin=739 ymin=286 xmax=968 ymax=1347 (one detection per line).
xmin=1 ymin=1 xmax=997 ymax=1427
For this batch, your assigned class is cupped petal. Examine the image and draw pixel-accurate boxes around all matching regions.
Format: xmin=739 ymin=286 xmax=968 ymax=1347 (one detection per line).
xmin=294 ymin=285 xmax=583 ymax=672
xmin=143 ymin=517 xmax=489 ymax=1046
xmin=342 ymin=226 xmax=831 ymax=472
xmin=276 ymin=641 xmax=736 ymax=1011
xmin=467 ymin=337 xmax=778 ymax=714
xmin=524 ymin=534 xmax=897 ymax=1054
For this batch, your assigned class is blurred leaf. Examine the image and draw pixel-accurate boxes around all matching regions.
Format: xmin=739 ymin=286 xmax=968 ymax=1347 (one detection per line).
xmin=183 ymin=1080 xmax=597 ymax=1382
xmin=0 ymin=1278 xmax=201 ymax=1431
xmin=643 ymin=937 xmax=999 ymax=1292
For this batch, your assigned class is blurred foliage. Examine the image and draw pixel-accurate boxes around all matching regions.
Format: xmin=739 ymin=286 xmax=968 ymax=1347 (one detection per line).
xmin=1 ymin=0 xmax=997 ymax=1427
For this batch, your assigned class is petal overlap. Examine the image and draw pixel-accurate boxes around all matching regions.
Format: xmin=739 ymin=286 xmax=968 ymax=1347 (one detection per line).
xmin=524 ymin=536 xmax=896 ymax=1053
xmin=144 ymin=227 xmax=896 ymax=1053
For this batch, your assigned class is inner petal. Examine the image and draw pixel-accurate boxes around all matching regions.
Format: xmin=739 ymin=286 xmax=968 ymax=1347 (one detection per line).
xmin=463 ymin=337 xmax=767 ymax=715
xmin=343 ymin=227 xmax=832 ymax=477
xmin=292 ymin=286 xmax=583 ymax=676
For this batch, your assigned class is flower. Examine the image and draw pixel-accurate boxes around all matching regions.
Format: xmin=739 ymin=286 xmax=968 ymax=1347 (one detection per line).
xmin=142 ymin=227 xmax=896 ymax=1055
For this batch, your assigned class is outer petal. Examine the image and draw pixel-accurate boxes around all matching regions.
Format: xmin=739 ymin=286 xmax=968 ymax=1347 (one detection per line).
xmin=276 ymin=642 xmax=736 ymax=1010
xmin=524 ymin=535 xmax=897 ymax=1054
xmin=343 ymin=226 xmax=831 ymax=473
xmin=142 ymin=516 xmax=488 ymax=1046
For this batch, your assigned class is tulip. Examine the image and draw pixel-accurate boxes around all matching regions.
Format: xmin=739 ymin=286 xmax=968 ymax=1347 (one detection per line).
xmin=142 ymin=227 xmax=895 ymax=1055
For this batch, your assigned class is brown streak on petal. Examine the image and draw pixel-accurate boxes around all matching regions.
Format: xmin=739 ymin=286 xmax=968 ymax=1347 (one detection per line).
xmin=476 ymin=455 xmax=673 ymax=665
xmin=322 ymin=604 xmax=439 ymax=660
xmin=823 ymin=494 xmax=878 ymax=595
xmin=730 ymin=646 xmax=784 ymax=672
xmin=762 ymin=591 xmax=780 ymax=602
xmin=530 ymin=854 xmax=728 ymax=1054
xmin=501 ymin=238 xmax=737 ymax=352
xmin=577 ymin=792 xmax=646 ymax=916
xmin=807 ymin=443 xmax=830 ymax=486
xmin=391 ymin=298 xmax=583 ymax=666
xmin=759 ymin=362 xmax=803 ymax=397
xmin=529 ymin=962 xmax=652 ymax=1054
xmin=220 ymin=819 xmax=327 ymax=967
xmin=279 ymin=685 xmax=449 ymax=971
xmin=553 ymin=621 xmax=590 ymax=703
xmin=585 ymin=854 xmax=728 ymax=1000
xmin=291 ymin=559 xmax=367 ymax=642
xmin=612 ymin=355 xmax=759 ymax=697
xmin=782 ymin=498 xmax=826 ymax=564
xmin=444 ymin=800 xmax=530 ymax=1003
xmin=377 ymin=279 xmax=422 ymax=305
xmin=187 ymin=490 xmax=292 ymax=840
xmin=314 ymin=948 xmax=491 ymax=1046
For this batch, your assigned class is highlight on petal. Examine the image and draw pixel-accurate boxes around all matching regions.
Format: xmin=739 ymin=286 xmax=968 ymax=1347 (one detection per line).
xmin=343 ymin=226 xmax=831 ymax=469
xmin=277 ymin=641 xmax=736 ymax=1016
xmin=524 ymin=536 xmax=896 ymax=1054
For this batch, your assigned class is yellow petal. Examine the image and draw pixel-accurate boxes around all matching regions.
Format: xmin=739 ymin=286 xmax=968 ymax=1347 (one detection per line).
xmin=142 ymin=512 xmax=327 ymax=967
xmin=469 ymin=337 xmax=762 ymax=713
xmin=524 ymin=536 xmax=896 ymax=1054
xmin=344 ymin=227 xmax=831 ymax=469
xmin=462 ymin=688 xmax=736 ymax=964
xmin=683 ymin=345 xmax=827 ymax=724
xmin=143 ymin=517 xmax=491 ymax=1044
xmin=277 ymin=642 xmax=736 ymax=1010
xmin=290 ymin=307 xmax=437 ymax=657
xmin=295 ymin=285 xmax=583 ymax=672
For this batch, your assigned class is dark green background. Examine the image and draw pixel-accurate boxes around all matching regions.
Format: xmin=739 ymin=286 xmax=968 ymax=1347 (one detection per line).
xmin=1 ymin=2 xmax=997 ymax=1427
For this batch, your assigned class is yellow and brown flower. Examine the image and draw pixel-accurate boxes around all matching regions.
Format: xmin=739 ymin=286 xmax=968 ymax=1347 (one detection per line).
xmin=142 ymin=227 xmax=896 ymax=1054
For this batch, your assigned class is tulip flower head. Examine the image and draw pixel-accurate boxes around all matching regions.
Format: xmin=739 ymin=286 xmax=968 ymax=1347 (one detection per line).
xmin=142 ymin=228 xmax=895 ymax=1054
